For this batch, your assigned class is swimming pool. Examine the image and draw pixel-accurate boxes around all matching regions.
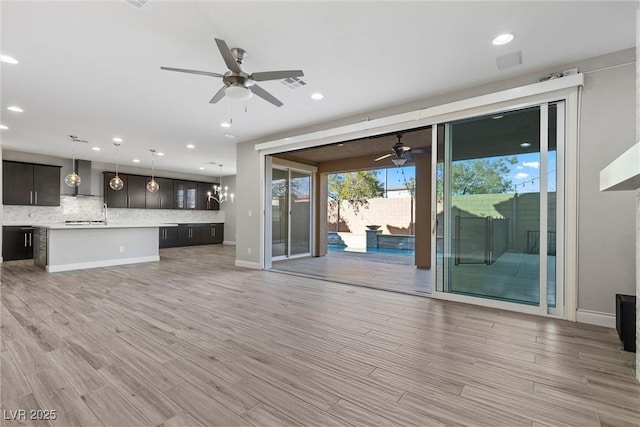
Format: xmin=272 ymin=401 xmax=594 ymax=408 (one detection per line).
xmin=328 ymin=244 xmax=415 ymax=256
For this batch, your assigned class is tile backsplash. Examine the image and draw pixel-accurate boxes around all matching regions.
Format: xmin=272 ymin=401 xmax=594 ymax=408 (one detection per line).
xmin=2 ymin=196 xmax=224 ymax=225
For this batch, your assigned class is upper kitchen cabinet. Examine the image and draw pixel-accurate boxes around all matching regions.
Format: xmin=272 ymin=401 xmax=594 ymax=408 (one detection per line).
xmin=197 ymin=182 xmax=220 ymax=211
xmin=3 ymin=161 xmax=61 ymax=206
xmin=103 ymin=172 xmax=128 ymax=208
xmin=128 ymin=175 xmax=147 ymax=209
xmin=174 ymin=180 xmax=197 ymax=210
xmin=146 ymin=177 xmax=174 ymax=209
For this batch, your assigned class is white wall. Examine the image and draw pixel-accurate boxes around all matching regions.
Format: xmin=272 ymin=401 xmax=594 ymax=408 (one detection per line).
xmin=235 ymin=142 xmax=262 ymax=267
xmin=578 ymin=63 xmax=636 ymax=315
xmin=222 ymin=174 xmax=236 ymax=244
xmin=235 ymin=49 xmax=638 ymax=320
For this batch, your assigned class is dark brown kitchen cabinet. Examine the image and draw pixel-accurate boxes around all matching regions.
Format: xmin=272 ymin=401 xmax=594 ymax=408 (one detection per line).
xmin=3 ymin=161 xmax=61 ymax=206
xmin=159 ymin=226 xmax=178 ymax=248
xmin=201 ymin=223 xmax=224 ymax=244
xmin=146 ymin=177 xmax=174 ymax=209
xmin=177 ymin=224 xmax=202 ymax=246
xmin=197 ymin=182 xmax=220 ymax=211
xmin=128 ymin=175 xmax=147 ymax=209
xmin=174 ymin=181 xmax=197 ymax=209
xmin=103 ymin=172 xmax=146 ymax=208
xmin=103 ymin=172 xmax=128 ymax=208
xmin=3 ymin=226 xmax=34 ymax=261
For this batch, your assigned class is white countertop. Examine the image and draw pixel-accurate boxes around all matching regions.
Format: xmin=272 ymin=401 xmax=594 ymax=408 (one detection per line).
xmin=34 ymin=223 xmax=178 ymax=230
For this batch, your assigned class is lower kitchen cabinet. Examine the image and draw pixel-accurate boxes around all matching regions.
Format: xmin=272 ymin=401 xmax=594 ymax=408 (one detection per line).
xmin=3 ymin=226 xmax=34 ymax=261
xmin=177 ymin=224 xmax=202 ymax=246
xmin=201 ymin=223 xmax=224 ymax=244
xmin=159 ymin=226 xmax=178 ymax=248
xmin=164 ymin=223 xmax=224 ymax=248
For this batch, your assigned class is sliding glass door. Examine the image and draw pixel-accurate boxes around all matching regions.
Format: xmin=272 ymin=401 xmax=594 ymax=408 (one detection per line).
xmin=436 ymin=102 xmax=563 ymax=314
xmin=271 ymin=166 xmax=312 ymax=261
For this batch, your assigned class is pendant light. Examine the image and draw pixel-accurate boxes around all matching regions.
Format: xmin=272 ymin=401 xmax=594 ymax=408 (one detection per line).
xmin=146 ymin=149 xmax=159 ymax=193
xmin=64 ymin=135 xmax=87 ymax=187
xmin=109 ymin=142 xmax=124 ymax=190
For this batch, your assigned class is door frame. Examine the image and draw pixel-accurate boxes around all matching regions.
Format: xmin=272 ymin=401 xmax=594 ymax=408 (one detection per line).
xmin=430 ymin=93 xmax=577 ymax=320
xmin=264 ymin=157 xmax=317 ymax=268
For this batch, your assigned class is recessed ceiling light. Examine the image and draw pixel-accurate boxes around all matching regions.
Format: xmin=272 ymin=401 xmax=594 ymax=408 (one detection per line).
xmin=157 ymin=152 xmax=165 ymax=156
xmin=7 ymin=106 xmax=23 ymax=113
xmin=337 ymin=143 xmax=344 ymax=147
xmin=133 ymin=158 xmax=141 ymax=163
xmin=112 ymin=137 xmax=123 ymax=143
xmin=220 ymin=122 xmax=231 ymax=128
xmin=199 ymin=167 xmax=205 ymax=170
xmin=186 ymin=144 xmax=195 ymax=149
xmin=91 ymin=147 xmax=101 ymax=151
xmin=311 ymin=92 xmax=324 ymax=100
xmin=223 ymin=133 xmax=236 ymax=139
xmin=492 ymin=33 xmax=514 ymax=46
xmin=0 ymin=55 xmax=18 ymax=64
xmin=520 ymin=142 xmax=532 ymax=148
xmin=492 ymin=115 xmax=504 ymax=120
xmin=0 ymin=124 xmax=8 ymax=130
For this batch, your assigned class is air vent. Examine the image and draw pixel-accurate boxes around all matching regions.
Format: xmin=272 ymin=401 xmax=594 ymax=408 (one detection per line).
xmin=496 ymin=50 xmax=522 ymax=70
xmin=125 ymin=0 xmax=148 ymax=8
xmin=280 ymin=77 xmax=307 ymax=90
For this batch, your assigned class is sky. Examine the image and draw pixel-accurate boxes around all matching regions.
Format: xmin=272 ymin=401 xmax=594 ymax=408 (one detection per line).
xmin=370 ymin=150 xmax=557 ymax=195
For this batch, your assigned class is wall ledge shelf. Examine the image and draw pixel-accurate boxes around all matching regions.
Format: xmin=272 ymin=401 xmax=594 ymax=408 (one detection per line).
xmin=599 ymin=142 xmax=640 ymax=192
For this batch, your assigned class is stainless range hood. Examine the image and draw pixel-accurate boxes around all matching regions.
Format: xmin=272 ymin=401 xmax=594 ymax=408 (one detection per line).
xmin=74 ymin=159 xmax=95 ymax=196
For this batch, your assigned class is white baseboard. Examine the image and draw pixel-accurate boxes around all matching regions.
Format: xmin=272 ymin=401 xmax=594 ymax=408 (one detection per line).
xmin=46 ymin=255 xmax=160 ymax=273
xmin=576 ymin=309 xmax=616 ymax=328
xmin=223 ymin=240 xmax=236 ymax=245
xmin=235 ymin=260 xmax=261 ymax=269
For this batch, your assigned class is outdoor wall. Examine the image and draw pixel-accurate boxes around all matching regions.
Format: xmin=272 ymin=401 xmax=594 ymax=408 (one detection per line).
xmin=235 ymin=49 xmax=637 ymax=323
xmin=327 ymin=197 xmax=415 ymax=235
xmin=452 ymin=193 xmax=556 ymax=254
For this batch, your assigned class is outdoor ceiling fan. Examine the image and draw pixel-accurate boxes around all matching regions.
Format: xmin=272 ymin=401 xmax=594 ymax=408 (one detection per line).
xmin=374 ymin=134 xmax=428 ymax=166
xmin=161 ymin=38 xmax=304 ymax=107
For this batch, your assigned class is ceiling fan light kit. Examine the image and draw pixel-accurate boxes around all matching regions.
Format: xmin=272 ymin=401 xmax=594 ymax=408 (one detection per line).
xmin=225 ymin=85 xmax=253 ymax=101
xmin=161 ymin=38 xmax=304 ymax=108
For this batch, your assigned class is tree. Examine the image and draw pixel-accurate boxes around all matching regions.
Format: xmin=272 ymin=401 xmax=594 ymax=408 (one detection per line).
xmin=328 ymin=171 xmax=384 ymax=231
xmin=437 ymin=156 xmax=517 ymax=200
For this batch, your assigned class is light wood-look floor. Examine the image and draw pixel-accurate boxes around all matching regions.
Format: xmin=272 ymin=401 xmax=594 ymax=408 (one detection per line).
xmin=272 ymin=251 xmax=431 ymax=295
xmin=1 ymin=245 xmax=638 ymax=427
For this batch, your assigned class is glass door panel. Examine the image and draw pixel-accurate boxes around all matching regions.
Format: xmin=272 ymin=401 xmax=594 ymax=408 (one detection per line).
xmin=445 ymin=106 xmax=543 ymax=305
xmin=290 ymin=171 xmax=311 ymax=256
xmin=271 ymin=168 xmax=289 ymax=258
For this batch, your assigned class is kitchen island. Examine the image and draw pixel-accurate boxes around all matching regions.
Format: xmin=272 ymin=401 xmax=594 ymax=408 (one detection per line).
xmin=33 ymin=223 xmax=176 ymax=272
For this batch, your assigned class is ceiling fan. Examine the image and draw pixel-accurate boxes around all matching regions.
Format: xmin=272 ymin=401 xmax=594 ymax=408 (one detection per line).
xmin=374 ymin=134 xmax=427 ymax=166
xmin=161 ymin=38 xmax=304 ymax=107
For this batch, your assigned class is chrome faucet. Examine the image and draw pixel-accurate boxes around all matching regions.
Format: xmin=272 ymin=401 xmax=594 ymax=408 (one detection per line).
xmin=102 ymin=203 xmax=108 ymax=224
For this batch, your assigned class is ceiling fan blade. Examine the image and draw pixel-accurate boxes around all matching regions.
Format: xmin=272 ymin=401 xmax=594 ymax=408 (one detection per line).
xmin=250 ymin=70 xmax=304 ymax=82
xmin=411 ymin=148 xmax=429 ymax=154
xmin=215 ymin=38 xmax=241 ymax=73
xmin=250 ymin=84 xmax=283 ymax=107
xmin=404 ymin=152 xmax=415 ymax=161
xmin=374 ymin=153 xmax=393 ymax=162
xmin=209 ymin=86 xmax=227 ymax=104
xmin=160 ymin=67 xmax=224 ymax=78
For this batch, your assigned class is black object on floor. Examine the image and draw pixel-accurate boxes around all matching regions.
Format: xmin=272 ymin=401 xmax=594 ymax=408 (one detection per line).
xmin=616 ymin=293 xmax=636 ymax=353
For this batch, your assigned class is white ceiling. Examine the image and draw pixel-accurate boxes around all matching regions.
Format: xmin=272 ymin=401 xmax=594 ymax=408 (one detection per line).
xmin=1 ymin=1 xmax=635 ymax=177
